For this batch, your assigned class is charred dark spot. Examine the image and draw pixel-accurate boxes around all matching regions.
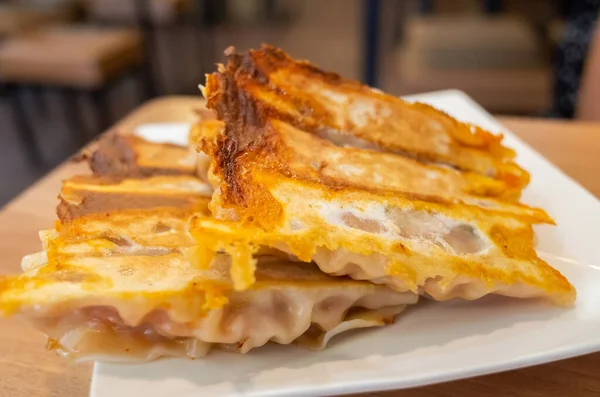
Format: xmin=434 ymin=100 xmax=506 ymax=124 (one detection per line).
xmin=89 ymin=134 xmax=139 ymax=177
xmin=341 ymin=212 xmax=387 ymax=234
xmin=154 ymin=222 xmax=174 ymax=234
xmin=102 ymin=234 xmax=131 ymax=247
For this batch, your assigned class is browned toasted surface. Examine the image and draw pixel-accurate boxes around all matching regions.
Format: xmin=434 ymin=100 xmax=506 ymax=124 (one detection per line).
xmin=205 ymin=45 xmax=529 ymax=190
xmin=0 ymin=96 xmax=596 ymax=397
xmin=55 ymin=131 xmax=214 ymax=222
xmin=196 ymin=118 xmax=550 ymax=224
xmin=193 ymin=45 xmax=574 ymax=305
xmin=200 ymin=55 xmax=550 ymax=227
xmin=0 ymin=113 xmax=419 ymax=363
xmin=89 ymin=134 xmax=196 ymax=178
xmin=57 ymin=175 xmax=211 ymax=222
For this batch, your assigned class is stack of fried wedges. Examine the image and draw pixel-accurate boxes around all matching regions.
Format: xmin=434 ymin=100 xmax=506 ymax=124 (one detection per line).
xmin=0 ymin=45 xmax=574 ymax=362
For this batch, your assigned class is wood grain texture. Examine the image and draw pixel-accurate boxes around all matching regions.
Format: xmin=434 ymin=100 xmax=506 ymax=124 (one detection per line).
xmin=0 ymin=97 xmax=598 ymax=397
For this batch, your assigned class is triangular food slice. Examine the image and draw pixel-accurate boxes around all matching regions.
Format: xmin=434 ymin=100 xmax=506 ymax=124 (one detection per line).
xmin=203 ymin=45 xmax=529 ymax=191
xmin=192 ymin=62 xmax=575 ymax=305
xmin=193 ymin=119 xmax=550 ymax=223
xmin=89 ymin=134 xmax=198 ymax=178
xmin=1 ymin=166 xmax=418 ymax=361
xmin=44 ymin=206 xmax=201 ymax=257
xmin=1 ymin=251 xmax=416 ymax=361
xmin=57 ymin=174 xmax=212 ymax=221
xmin=190 ymin=181 xmax=574 ymax=305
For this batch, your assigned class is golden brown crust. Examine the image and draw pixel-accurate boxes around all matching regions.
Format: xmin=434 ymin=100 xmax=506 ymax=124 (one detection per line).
xmin=189 ymin=177 xmax=575 ymax=305
xmin=205 ymin=45 xmax=529 ymax=190
xmin=196 ymin=117 xmax=551 ymax=226
xmin=90 ymin=134 xmax=196 ymax=178
xmin=200 ymin=57 xmax=551 ymax=227
xmin=57 ymin=175 xmax=211 ymax=222
xmin=194 ymin=45 xmax=574 ymax=304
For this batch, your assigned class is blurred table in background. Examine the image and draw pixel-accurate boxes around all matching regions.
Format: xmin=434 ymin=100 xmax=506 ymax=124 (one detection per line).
xmin=0 ymin=26 xmax=147 ymax=166
xmin=393 ymin=16 xmax=551 ymax=114
xmin=83 ymin=0 xmax=220 ymax=96
xmin=0 ymin=1 xmax=77 ymax=39
xmin=0 ymin=97 xmax=599 ymax=397
xmin=84 ymin=0 xmax=190 ymax=25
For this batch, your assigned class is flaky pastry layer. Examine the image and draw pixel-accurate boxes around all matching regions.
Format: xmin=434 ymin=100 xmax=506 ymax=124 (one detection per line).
xmin=190 ymin=176 xmax=575 ymax=305
xmin=205 ymin=45 xmax=529 ymax=189
xmin=58 ymin=174 xmax=212 ymax=221
xmin=89 ymin=134 xmax=197 ymax=178
xmin=193 ymin=45 xmax=573 ymax=305
xmin=2 ymin=253 xmax=415 ymax=361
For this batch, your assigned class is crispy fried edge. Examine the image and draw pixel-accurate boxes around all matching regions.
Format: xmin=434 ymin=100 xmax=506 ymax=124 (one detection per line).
xmin=207 ymin=45 xmax=530 ymax=190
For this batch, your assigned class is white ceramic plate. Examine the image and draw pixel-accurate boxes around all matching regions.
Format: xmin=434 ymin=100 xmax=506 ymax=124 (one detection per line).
xmin=91 ymin=90 xmax=600 ymax=397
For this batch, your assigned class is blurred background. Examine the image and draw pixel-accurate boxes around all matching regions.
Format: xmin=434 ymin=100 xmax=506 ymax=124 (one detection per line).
xmin=0 ymin=0 xmax=598 ymax=206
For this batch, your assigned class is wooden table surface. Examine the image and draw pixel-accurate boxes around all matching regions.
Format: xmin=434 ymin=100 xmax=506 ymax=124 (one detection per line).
xmin=0 ymin=97 xmax=599 ymax=397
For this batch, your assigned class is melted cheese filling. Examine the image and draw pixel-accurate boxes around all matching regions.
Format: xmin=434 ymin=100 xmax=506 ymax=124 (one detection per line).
xmin=310 ymin=248 xmax=551 ymax=301
xmin=191 ymin=178 xmax=574 ymax=305
xmin=28 ymin=287 xmax=415 ymax=362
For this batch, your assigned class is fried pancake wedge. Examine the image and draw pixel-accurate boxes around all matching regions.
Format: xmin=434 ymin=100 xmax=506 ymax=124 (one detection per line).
xmin=1 ymin=159 xmax=418 ymax=361
xmin=204 ymin=45 xmax=529 ymax=190
xmin=44 ymin=206 xmax=202 ymax=258
xmin=189 ymin=177 xmax=575 ymax=305
xmin=195 ymin=119 xmax=551 ymax=223
xmin=192 ymin=57 xmax=574 ymax=305
xmin=2 ymin=246 xmax=415 ymax=362
xmin=89 ymin=134 xmax=198 ymax=178
xmin=57 ymin=174 xmax=212 ymax=221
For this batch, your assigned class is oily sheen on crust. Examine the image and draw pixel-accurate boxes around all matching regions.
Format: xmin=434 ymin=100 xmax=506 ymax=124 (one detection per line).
xmin=194 ymin=46 xmax=575 ymax=305
xmin=194 ymin=119 xmax=551 ymax=224
xmin=204 ymin=45 xmax=529 ymax=191
xmin=189 ymin=177 xmax=575 ymax=305
xmin=0 ymin=151 xmax=417 ymax=361
xmin=0 ymin=221 xmax=416 ymax=361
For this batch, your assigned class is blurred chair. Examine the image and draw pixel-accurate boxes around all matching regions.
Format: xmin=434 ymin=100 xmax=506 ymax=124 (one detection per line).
xmin=0 ymin=26 xmax=147 ymax=165
xmin=393 ymin=16 xmax=551 ymax=114
xmin=83 ymin=0 xmax=193 ymax=96
xmin=363 ymin=0 xmax=381 ymax=86
xmin=0 ymin=2 xmax=76 ymax=40
xmin=576 ymin=23 xmax=600 ymax=121
xmin=419 ymin=0 xmax=484 ymax=14
xmin=549 ymin=0 xmax=600 ymax=120
xmin=84 ymin=0 xmax=190 ymax=25
xmin=0 ymin=2 xmax=80 ymax=167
